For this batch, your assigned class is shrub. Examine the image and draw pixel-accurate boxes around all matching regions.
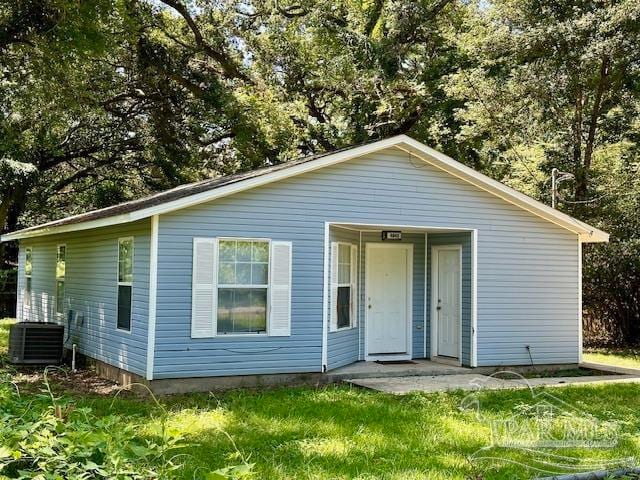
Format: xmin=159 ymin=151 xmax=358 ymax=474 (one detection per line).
xmin=583 ymin=240 xmax=640 ymax=347
xmin=0 ymin=369 xmax=254 ymax=479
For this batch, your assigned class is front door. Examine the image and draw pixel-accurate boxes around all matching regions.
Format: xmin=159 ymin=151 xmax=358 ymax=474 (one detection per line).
xmin=366 ymin=244 xmax=412 ymax=356
xmin=435 ymin=247 xmax=461 ymax=359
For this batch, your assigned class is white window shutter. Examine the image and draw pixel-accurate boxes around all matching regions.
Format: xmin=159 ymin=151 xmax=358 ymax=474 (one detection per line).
xmin=350 ymin=244 xmax=358 ymax=328
xmin=191 ymin=238 xmax=217 ymax=338
xmin=269 ymin=241 xmax=292 ymax=336
xmin=329 ymin=242 xmax=339 ymax=332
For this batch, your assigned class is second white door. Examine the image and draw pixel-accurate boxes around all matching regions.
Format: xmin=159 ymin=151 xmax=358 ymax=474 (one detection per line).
xmin=435 ymin=247 xmax=461 ymax=359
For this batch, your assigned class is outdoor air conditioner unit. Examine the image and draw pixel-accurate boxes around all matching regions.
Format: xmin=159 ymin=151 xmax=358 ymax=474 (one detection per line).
xmin=8 ymin=322 xmax=65 ymax=365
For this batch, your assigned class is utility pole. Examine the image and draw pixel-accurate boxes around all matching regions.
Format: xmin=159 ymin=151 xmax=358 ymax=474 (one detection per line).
xmin=551 ymin=168 xmax=575 ymax=209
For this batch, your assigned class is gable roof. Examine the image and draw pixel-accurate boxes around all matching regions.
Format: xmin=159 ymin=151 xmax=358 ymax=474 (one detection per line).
xmin=1 ymin=135 xmax=608 ymax=243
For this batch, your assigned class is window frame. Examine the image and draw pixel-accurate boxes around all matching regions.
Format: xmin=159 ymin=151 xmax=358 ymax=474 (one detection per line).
xmin=24 ymin=247 xmax=33 ymax=308
xmin=116 ymin=237 xmax=134 ymax=332
xmin=215 ymin=237 xmax=271 ymax=336
xmin=55 ymin=244 xmax=66 ymax=316
xmin=335 ymin=242 xmax=357 ymax=331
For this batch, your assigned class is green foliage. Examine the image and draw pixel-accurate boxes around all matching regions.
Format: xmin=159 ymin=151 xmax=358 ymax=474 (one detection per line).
xmin=0 ymin=374 xmax=176 ymax=479
xmin=0 ymin=367 xmax=254 ymax=479
xmin=0 ymin=318 xmax=14 ymax=358
xmin=584 ymin=240 xmax=640 ymax=346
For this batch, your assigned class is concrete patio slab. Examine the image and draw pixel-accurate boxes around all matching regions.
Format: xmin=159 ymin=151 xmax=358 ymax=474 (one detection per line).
xmin=327 ymin=359 xmax=470 ymax=382
xmin=347 ymin=373 xmax=640 ymax=395
xmin=515 ymin=374 xmax=640 ymax=388
xmin=348 ymin=374 xmax=513 ymax=394
xmin=581 ymin=361 xmax=640 ymax=376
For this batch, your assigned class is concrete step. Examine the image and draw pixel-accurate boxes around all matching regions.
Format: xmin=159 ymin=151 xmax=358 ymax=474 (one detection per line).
xmin=327 ymin=360 xmax=470 ymax=381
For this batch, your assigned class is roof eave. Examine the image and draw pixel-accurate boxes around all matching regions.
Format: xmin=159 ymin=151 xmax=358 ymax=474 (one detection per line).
xmin=1 ymin=134 xmax=610 ymax=243
xmin=1 ymin=212 xmax=135 ymax=242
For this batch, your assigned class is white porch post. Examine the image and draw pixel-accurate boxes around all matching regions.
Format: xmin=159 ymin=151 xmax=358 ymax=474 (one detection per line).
xmin=471 ymin=229 xmax=478 ymax=367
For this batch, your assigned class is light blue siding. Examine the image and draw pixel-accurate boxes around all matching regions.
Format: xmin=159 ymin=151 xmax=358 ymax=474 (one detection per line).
xmin=19 ymin=221 xmax=150 ymax=376
xmin=154 ymin=146 xmax=579 ymax=377
xmin=155 ymin=216 xmax=323 ymax=378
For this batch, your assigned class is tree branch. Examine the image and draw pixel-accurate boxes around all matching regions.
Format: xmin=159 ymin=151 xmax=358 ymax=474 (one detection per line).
xmin=158 ymin=0 xmax=252 ymax=83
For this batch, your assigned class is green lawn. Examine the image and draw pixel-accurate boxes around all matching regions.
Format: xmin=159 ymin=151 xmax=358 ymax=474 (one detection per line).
xmin=2 ymin=318 xmax=640 ymax=479
xmin=584 ymin=348 xmax=640 ymax=370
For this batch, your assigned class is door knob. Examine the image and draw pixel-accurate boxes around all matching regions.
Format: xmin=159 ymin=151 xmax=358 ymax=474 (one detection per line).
xmin=368 ymin=304 xmax=372 ymax=309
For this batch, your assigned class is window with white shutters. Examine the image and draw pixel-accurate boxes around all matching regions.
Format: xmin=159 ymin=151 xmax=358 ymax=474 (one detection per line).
xmin=191 ymin=237 xmax=292 ymax=338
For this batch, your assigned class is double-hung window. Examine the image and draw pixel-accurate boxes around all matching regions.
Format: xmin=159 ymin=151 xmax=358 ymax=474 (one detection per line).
xmin=24 ymin=247 xmax=32 ymax=308
xmin=55 ymin=245 xmax=66 ymax=315
xmin=117 ymin=238 xmax=134 ymax=331
xmin=217 ymin=239 xmax=269 ymax=335
xmin=330 ymin=242 xmax=358 ymax=331
xmin=337 ymin=244 xmax=352 ymax=329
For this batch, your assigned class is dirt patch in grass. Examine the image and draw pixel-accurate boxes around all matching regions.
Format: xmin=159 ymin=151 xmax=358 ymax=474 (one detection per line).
xmin=2 ymin=363 xmax=135 ymax=397
xmin=522 ymin=367 xmax=613 ymax=378
xmin=490 ymin=367 xmax=613 ymax=380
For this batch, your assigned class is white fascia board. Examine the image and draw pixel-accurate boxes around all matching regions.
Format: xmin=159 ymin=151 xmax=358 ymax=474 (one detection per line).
xmin=1 ymin=212 xmax=136 ymax=241
xmin=396 ymin=136 xmax=609 ymax=243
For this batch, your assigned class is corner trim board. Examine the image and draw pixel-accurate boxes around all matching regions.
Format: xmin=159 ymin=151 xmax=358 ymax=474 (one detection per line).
xmin=146 ymin=214 xmax=159 ymax=380
xmin=321 ymin=222 xmax=329 ymax=371
xmin=578 ymin=237 xmax=583 ymax=364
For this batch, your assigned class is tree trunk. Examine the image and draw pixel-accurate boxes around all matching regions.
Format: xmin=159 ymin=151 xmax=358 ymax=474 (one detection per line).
xmin=575 ymin=56 xmax=610 ymax=201
xmin=0 ymin=186 xmax=27 ymax=268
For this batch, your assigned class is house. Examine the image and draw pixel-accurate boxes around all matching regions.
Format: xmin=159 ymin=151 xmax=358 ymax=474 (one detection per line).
xmin=1 ymin=135 xmax=608 ymax=391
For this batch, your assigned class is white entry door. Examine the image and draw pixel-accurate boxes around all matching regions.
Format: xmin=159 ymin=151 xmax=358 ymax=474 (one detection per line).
xmin=434 ymin=247 xmax=461 ymax=359
xmin=366 ymin=244 xmax=412 ymax=356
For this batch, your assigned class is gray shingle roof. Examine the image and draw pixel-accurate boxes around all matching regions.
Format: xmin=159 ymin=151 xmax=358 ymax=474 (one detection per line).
xmin=9 ymin=144 xmax=360 ymax=236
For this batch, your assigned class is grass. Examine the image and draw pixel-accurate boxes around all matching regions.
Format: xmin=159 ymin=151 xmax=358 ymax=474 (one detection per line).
xmin=2 ymin=317 xmax=640 ymax=479
xmin=584 ymin=348 xmax=640 ymax=370
xmin=0 ymin=318 xmax=13 ymax=358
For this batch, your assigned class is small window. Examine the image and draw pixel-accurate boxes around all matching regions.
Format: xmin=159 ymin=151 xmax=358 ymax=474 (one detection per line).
xmin=56 ymin=245 xmax=66 ymax=315
xmin=337 ymin=244 xmax=352 ymax=329
xmin=117 ymin=238 xmax=134 ymax=331
xmin=24 ymin=247 xmax=32 ymax=307
xmin=217 ymin=239 xmax=269 ymax=334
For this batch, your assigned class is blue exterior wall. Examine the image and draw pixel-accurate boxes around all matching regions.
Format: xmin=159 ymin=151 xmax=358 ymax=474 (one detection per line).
xmin=153 ymin=146 xmax=580 ymax=378
xmin=18 ymin=221 xmax=150 ymax=376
